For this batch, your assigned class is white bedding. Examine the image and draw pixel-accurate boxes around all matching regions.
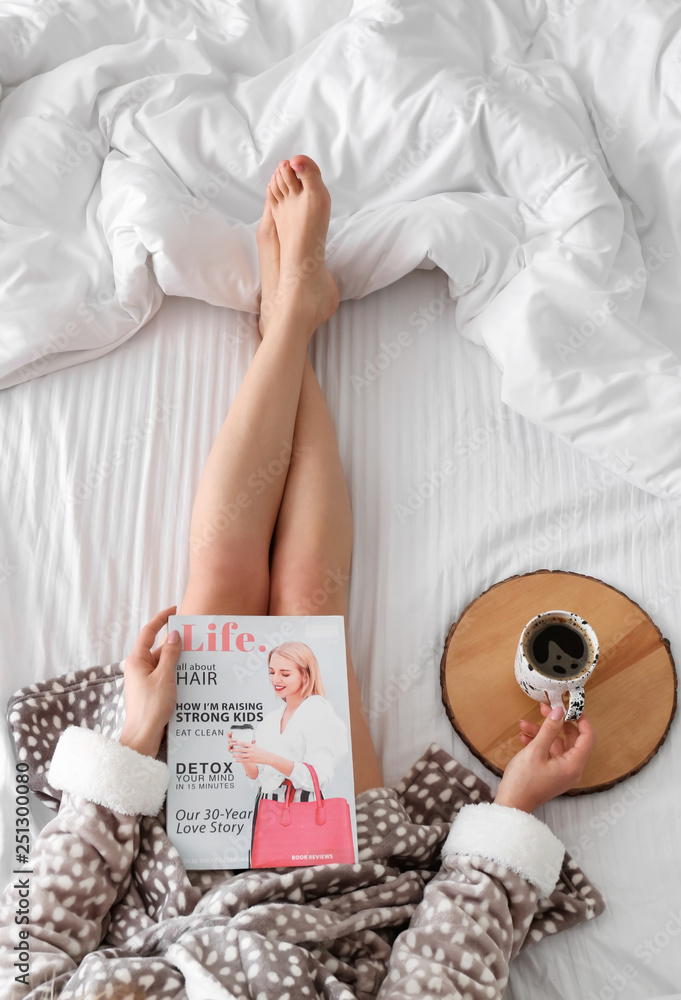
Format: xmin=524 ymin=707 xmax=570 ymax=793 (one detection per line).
xmin=2 ymin=1 xmax=681 ymax=997
xmin=1 ymin=0 xmax=681 ymax=501
xmin=1 ymin=274 xmax=680 ymax=999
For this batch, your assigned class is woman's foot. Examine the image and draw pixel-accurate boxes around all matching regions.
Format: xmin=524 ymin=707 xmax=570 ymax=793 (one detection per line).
xmin=265 ymin=155 xmax=339 ymax=331
xmin=255 ymin=200 xmax=280 ymax=338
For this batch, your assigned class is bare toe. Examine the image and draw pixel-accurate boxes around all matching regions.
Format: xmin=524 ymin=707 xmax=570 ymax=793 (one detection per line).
xmin=269 ymin=172 xmax=284 ymax=201
xmin=289 ymin=154 xmax=325 ymax=184
xmin=279 ymin=160 xmax=302 ymax=194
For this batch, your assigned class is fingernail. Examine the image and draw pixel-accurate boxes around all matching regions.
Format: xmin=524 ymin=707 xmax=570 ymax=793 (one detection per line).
xmin=550 ymin=705 xmax=565 ymax=720
xmin=168 ymin=630 xmax=180 ymax=644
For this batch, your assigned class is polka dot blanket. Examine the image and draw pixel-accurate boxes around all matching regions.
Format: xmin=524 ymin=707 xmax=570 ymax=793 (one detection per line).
xmin=2 ymin=662 xmax=605 ymax=999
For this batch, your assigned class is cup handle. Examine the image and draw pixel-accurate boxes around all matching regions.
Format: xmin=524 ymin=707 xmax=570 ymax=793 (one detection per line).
xmin=564 ymin=685 xmax=585 ymax=722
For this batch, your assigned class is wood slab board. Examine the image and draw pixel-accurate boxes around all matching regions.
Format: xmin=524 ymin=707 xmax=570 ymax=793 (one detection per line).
xmin=440 ymin=570 xmax=677 ymax=794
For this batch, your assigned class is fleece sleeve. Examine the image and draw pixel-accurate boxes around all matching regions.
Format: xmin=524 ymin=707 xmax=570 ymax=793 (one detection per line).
xmin=0 ymin=728 xmax=169 ymax=1000
xmin=377 ymin=802 xmax=566 ymax=1000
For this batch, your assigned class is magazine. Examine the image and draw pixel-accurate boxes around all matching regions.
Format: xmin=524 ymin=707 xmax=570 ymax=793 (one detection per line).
xmin=166 ymin=614 xmax=358 ymax=870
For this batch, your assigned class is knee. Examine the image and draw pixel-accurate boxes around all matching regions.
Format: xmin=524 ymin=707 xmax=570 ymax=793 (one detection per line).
xmin=183 ymin=551 xmax=270 ymax=616
xmin=269 ymin=554 xmax=350 ymax=617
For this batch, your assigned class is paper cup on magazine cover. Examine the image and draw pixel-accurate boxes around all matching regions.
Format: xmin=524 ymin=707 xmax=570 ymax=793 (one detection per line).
xmin=514 ymin=610 xmax=599 ymax=721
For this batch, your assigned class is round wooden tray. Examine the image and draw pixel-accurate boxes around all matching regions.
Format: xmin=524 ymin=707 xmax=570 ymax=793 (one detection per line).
xmin=440 ymin=570 xmax=677 ymax=794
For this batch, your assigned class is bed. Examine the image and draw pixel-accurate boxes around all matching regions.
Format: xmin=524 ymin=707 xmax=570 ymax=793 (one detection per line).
xmin=1 ymin=0 xmax=681 ymax=997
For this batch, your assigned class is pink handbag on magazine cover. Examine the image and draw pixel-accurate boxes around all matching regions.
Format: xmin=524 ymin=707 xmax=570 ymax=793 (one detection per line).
xmin=250 ymin=763 xmax=355 ymax=867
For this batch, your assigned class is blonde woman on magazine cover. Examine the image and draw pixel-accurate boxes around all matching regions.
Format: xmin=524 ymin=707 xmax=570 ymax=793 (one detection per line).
xmin=229 ymin=640 xmax=349 ymax=850
xmin=0 ymin=155 xmax=596 ymax=1000
xmin=229 ymin=641 xmax=347 ymax=794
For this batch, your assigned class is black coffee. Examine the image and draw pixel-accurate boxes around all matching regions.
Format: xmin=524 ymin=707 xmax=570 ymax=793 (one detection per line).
xmin=528 ymin=623 xmax=591 ymax=679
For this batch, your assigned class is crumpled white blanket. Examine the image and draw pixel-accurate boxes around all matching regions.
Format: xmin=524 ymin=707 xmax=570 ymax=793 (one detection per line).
xmin=1 ymin=0 xmax=681 ymax=501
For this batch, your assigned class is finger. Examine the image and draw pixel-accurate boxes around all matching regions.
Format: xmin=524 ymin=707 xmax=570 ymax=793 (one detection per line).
xmin=519 ymin=719 xmax=540 ymax=735
xmin=547 ymin=736 xmax=565 ymax=758
xmin=561 ymin=721 xmax=580 ymax=752
xmin=154 ymin=629 xmax=183 ymax=680
xmin=561 ymin=712 xmax=597 ymax=771
xmin=519 ymin=733 xmax=533 ymax=745
xmin=131 ymin=607 xmax=178 ymax=658
xmin=531 ymin=705 xmax=568 ymax=757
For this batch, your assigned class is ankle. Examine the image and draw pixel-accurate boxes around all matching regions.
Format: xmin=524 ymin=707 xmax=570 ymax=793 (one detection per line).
xmin=274 ymin=284 xmax=324 ymax=327
xmin=264 ymin=298 xmax=320 ymax=341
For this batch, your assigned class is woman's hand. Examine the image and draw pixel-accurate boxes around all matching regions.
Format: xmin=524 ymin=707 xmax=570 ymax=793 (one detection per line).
xmin=228 ymin=738 xmax=271 ymax=766
xmin=119 ymin=606 xmax=183 ymax=758
xmin=228 ymin=736 xmax=295 ymax=780
xmin=494 ymin=703 xmax=596 ymax=813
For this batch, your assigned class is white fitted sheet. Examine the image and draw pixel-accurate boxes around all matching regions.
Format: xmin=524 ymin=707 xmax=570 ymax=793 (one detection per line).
xmin=1 ymin=270 xmax=680 ymax=999
xmin=3 ymin=0 xmax=681 ymax=502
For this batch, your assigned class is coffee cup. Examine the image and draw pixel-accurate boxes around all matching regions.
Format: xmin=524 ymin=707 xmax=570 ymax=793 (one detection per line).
xmin=514 ymin=610 xmax=599 ymax=721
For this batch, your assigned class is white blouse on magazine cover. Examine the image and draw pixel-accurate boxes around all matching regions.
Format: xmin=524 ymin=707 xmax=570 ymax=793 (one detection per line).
xmin=252 ymin=695 xmax=348 ymax=793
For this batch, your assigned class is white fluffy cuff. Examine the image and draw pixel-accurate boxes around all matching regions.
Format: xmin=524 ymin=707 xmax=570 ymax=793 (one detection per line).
xmin=441 ymin=802 xmax=565 ymax=898
xmin=48 ymin=726 xmax=169 ymax=816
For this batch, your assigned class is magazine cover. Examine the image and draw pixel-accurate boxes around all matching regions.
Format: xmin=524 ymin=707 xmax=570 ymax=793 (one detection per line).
xmin=166 ymin=614 xmax=358 ymax=870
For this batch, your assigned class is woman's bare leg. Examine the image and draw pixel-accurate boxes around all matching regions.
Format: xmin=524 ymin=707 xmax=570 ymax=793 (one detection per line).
xmin=269 ymin=361 xmax=385 ymax=793
xmin=263 ymin=156 xmax=384 ymax=793
xmin=178 ymin=152 xmax=383 ymax=791
xmin=179 ymin=157 xmax=338 ymax=615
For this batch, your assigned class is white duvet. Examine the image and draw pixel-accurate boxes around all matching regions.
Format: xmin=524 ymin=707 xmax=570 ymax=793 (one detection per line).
xmin=1 ymin=0 xmax=681 ymax=501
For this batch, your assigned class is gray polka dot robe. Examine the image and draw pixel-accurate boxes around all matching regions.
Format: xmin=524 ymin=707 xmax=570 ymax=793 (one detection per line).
xmin=0 ymin=726 xmax=604 ymax=1000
